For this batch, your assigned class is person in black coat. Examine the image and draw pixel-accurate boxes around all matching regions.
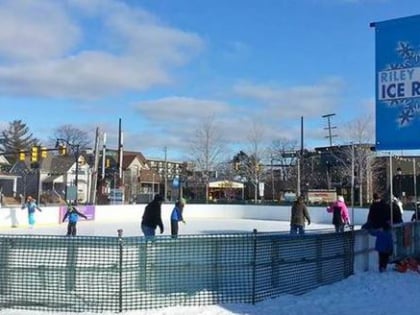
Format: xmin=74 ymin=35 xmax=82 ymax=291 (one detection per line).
xmin=141 ymin=194 xmax=164 ymax=238
xmin=391 ymin=197 xmax=403 ymax=224
xmin=363 ymin=193 xmax=390 ymax=229
xmin=411 ymin=202 xmax=420 ymax=222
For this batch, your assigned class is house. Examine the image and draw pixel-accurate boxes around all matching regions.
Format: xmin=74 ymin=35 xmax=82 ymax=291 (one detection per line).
xmin=41 ymin=154 xmax=92 ymax=204
xmin=97 ymin=150 xmax=161 ymax=204
xmin=122 ymin=152 xmax=161 ymax=203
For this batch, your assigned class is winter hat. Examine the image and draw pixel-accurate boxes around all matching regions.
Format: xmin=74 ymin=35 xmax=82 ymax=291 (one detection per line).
xmin=338 ymin=196 xmax=344 ymax=202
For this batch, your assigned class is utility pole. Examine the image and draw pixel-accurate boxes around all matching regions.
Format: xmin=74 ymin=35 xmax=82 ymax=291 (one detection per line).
xmin=322 ymin=113 xmax=337 ymax=146
xmin=164 ymin=146 xmax=167 ymax=201
xmin=90 ymin=127 xmax=100 ymax=204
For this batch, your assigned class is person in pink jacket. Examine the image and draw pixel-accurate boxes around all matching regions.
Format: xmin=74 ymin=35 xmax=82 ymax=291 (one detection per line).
xmin=326 ymin=195 xmax=350 ymax=232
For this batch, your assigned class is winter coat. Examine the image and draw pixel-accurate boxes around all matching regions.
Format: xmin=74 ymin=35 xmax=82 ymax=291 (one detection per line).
xmin=62 ymin=206 xmax=87 ymax=223
xmin=391 ymin=201 xmax=403 ymax=224
xmin=141 ymin=199 xmax=164 ymax=231
xmin=22 ymin=201 xmax=41 ymax=214
xmin=366 ymin=200 xmax=390 ymax=229
xmin=327 ymin=200 xmax=350 ymax=226
xmin=290 ymin=200 xmax=311 ymax=226
xmin=369 ymin=229 xmax=394 ymax=255
xmin=411 ymin=209 xmax=420 ymax=221
xmin=170 ymin=206 xmax=184 ymax=222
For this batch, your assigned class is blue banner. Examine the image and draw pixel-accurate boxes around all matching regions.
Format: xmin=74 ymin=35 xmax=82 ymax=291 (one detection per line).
xmin=374 ymin=15 xmax=420 ymax=150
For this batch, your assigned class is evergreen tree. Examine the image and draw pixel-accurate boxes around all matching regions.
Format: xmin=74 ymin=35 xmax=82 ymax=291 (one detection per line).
xmin=0 ymin=120 xmax=39 ymax=160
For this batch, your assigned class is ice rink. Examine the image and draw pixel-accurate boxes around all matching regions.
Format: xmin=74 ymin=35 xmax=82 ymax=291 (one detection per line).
xmin=0 ymin=217 xmax=333 ymax=237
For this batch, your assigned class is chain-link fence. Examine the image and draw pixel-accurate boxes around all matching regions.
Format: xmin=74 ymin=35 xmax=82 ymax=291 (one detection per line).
xmin=0 ymin=229 xmax=356 ymax=313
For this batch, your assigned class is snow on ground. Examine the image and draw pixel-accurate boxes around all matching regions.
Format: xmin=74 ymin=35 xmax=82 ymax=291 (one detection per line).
xmin=1 ymin=270 xmax=418 ymax=315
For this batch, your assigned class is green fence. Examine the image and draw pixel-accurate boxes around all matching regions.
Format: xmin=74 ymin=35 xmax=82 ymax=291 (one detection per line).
xmin=0 ymin=230 xmax=354 ymax=313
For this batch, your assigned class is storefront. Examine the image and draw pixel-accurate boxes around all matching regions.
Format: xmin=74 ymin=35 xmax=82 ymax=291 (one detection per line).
xmin=208 ymin=180 xmax=244 ymax=202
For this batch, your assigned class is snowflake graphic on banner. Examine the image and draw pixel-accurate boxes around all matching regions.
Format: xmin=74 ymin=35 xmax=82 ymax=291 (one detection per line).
xmin=383 ymin=41 xmax=420 ymax=127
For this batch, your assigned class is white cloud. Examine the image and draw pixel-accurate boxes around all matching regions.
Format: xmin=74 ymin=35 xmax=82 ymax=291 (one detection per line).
xmin=0 ymin=53 xmax=171 ymax=98
xmin=0 ymin=0 xmax=80 ymax=61
xmin=233 ymin=79 xmax=344 ymax=120
xmin=131 ymin=95 xmax=325 ymax=155
xmin=0 ymin=0 xmax=204 ymax=99
xmin=134 ymin=96 xmax=231 ymax=122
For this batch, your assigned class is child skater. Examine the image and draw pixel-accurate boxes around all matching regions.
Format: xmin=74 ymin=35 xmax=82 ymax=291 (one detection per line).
xmin=21 ymin=195 xmax=42 ymax=228
xmin=62 ymin=202 xmax=88 ymax=236
xmin=170 ymin=198 xmax=186 ymax=238
xmin=369 ymin=222 xmax=394 ymax=272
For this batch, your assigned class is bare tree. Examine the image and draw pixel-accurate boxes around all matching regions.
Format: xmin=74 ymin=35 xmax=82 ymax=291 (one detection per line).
xmin=269 ymin=138 xmax=299 ymax=196
xmin=49 ymin=124 xmax=92 ymax=153
xmin=189 ymin=116 xmax=225 ymax=202
xmin=335 ymin=114 xmax=378 ymax=206
xmin=244 ymin=120 xmax=267 ymax=203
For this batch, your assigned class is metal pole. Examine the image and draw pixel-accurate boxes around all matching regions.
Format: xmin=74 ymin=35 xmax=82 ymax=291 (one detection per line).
xmin=271 ymin=158 xmax=275 ymax=201
xmin=102 ymin=133 xmax=106 ymax=181
xmin=389 ymin=154 xmax=393 ymax=225
xmin=413 ymin=158 xmax=418 ymax=220
xmin=164 ymin=146 xmax=167 ymax=201
xmin=297 ymin=156 xmax=301 ymax=197
xmin=251 ymin=229 xmax=257 ymax=305
xmin=75 ymin=145 xmax=79 ymax=203
xmin=152 ymin=173 xmax=155 ymax=196
xmin=56 ymin=138 xmax=79 ymax=203
xmin=351 ymin=143 xmax=355 ymax=225
xmin=117 ymin=229 xmax=123 ymax=313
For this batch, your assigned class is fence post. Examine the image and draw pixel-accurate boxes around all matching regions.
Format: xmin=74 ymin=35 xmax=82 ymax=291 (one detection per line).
xmin=252 ymin=229 xmax=257 ymax=305
xmin=118 ymin=229 xmax=123 ymax=313
xmin=65 ymin=238 xmax=77 ymax=291
xmin=0 ymin=238 xmax=10 ymax=295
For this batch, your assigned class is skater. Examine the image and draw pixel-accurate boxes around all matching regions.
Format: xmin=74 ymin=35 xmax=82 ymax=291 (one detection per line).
xmin=368 ymin=222 xmax=394 ymax=272
xmin=170 ymin=198 xmax=186 ymax=238
xmin=327 ymin=195 xmax=350 ymax=232
xmin=411 ymin=202 xmax=420 ymax=222
xmin=21 ymin=195 xmax=42 ymax=228
xmin=362 ymin=193 xmax=389 ymax=230
xmin=141 ymin=194 xmax=164 ymax=239
xmin=391 ymin=196 xmax=403 ymax=224
xmin=62 ymin=202 xmax=88 ymax=236
xmin=290 ymin=196 xmax=311 ymax=235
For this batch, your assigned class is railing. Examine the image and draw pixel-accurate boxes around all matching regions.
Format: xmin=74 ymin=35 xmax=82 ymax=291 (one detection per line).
xmin=0 ymin=229 xmax=354 ymax=313
xmin=1 ymin=223 xmax=419 ymax=313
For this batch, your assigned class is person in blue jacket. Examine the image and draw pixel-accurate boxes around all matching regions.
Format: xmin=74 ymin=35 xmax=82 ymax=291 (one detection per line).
xmin=369 ymin=222 xmax=394 ymax=272
xmin=62 ymin=202 xmax=88 ymax=236
xmin=170 ymin=198 xmax=186 ymax=238
xmin=21 ymin=195 xmax=42 ymax=228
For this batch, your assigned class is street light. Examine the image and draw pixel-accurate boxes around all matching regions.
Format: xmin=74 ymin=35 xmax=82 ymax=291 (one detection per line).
xmin=396 ymin=167 xmax=402 ymax=199
xmin=55 ymin=138 xmax=80 ymax=202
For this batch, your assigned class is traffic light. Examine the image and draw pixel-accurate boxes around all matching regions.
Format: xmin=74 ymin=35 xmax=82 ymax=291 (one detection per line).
xmin=19 ymin=150 xmax=25 ymax=161
xmin=41 ymin=147 xmax=48 ymax=159
xmin=58 ymin=145 xmax=67 ymax=156
xmin=31 ymin=146 xmax=39 ymax=162
xmin=106 ymin=158 xmax=111 ymax=168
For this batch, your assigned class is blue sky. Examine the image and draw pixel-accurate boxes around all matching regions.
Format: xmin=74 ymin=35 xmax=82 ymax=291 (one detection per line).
xmin=1 ymin=0 xmax=419 ymax=160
